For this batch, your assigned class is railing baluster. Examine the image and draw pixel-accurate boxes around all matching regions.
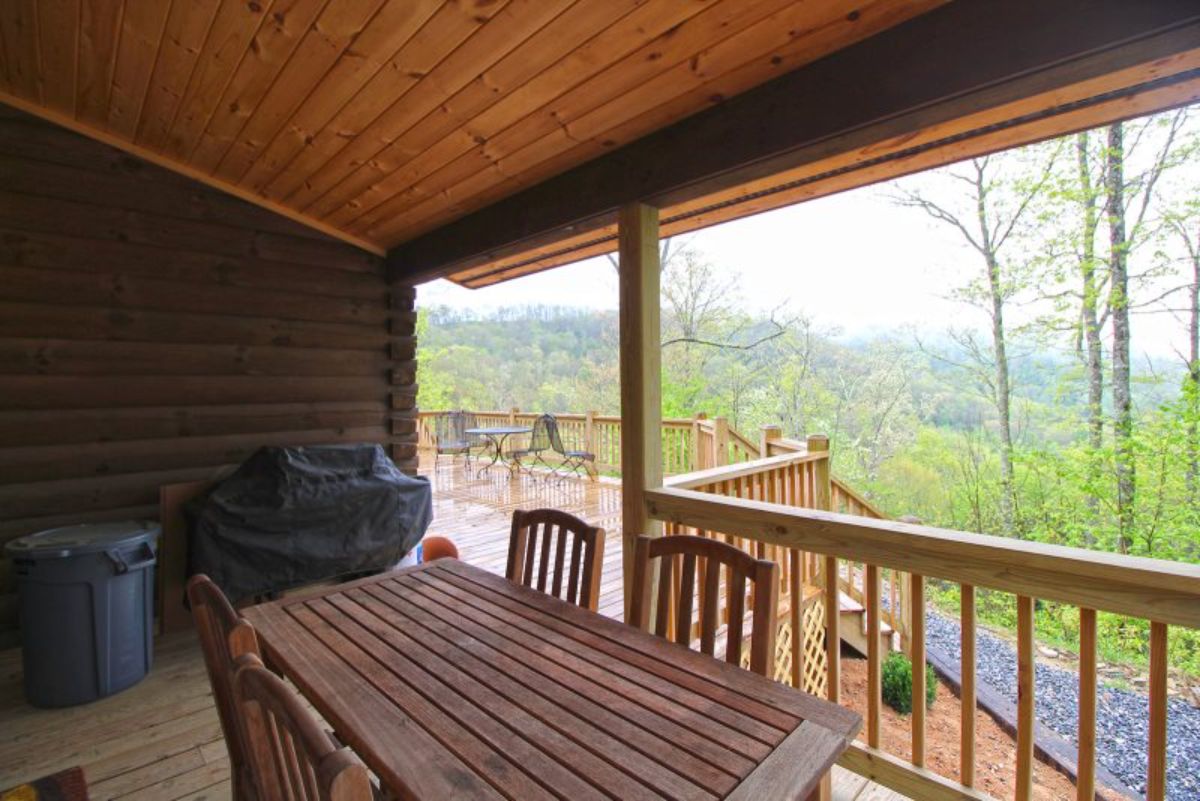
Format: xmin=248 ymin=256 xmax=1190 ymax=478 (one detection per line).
xmin=1016 ymin=595 xmax=1035 ymax=801
xmin=911 ymin=573 xmax=925 ymax=767
xmin=866 ymin=563 xmax=881 ymax=748
xmin=825 ymin=555 xmax=840 ymax=704
xmin=1148 ymin=621 xmax=1168 ymax=801
xmin=1078 ymin=607 xmax=1096 ymax=801
xmin=961 ymin=583 xmax=976 ymax=788
xmin=790 ymin=548 xmax=802 ymax=689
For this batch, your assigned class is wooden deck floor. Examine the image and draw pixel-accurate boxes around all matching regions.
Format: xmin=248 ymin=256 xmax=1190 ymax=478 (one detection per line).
xmin=0 ymin=456 xmax=901 ymax=801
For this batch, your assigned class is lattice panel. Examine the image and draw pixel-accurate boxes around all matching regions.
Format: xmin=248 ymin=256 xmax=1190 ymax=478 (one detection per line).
xmin=801 ymin=597 xmax=828 ymax=698
xmin=740 ymin=594 xmax=827 ymax=697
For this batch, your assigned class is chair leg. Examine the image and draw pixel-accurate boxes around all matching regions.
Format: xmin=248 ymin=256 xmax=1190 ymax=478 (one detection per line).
xmin=541 ymin=451 xmax=562 ymax=478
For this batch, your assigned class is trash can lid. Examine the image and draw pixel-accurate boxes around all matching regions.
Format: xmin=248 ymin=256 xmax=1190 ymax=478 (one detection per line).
xmin=4 ymin=520 xmax=160 ymax=559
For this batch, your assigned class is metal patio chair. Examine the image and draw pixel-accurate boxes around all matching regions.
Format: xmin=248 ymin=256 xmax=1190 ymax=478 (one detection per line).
xmin=545 ymin=414 xmax=595 ymax=479
xmin=507 ymin=413 xmax=553 ymax=474
xmin=434 ymin=410 xmax=473 ymax=468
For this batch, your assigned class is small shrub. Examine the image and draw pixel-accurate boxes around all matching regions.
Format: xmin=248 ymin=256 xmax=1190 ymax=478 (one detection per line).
xmin=881 ymin=652 xmax=937 ymax=714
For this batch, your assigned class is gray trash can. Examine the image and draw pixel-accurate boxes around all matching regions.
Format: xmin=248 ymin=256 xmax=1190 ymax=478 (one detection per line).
xmin=5 ymin=521 xmax=159 ymax=707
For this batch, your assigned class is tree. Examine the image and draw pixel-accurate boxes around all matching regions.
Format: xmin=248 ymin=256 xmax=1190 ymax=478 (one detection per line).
xmin=1075 ymin=132 xmax=1107 ymax=457
xmin=895 ymin=147 xmax=1058 ymax=534
xmin=1102 ymin=112 xmax=1189 ymax=551
xmin=1163 ymin=198 xmax=1200 ymax=503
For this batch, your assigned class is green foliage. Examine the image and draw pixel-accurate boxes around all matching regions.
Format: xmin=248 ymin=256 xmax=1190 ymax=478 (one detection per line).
xmin=416 ymin=110 xmax=1200 ymax=679
xmin=881 ymin=652 xmax=937 ymax=715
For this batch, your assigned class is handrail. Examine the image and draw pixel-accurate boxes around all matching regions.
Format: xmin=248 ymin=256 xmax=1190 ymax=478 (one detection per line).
xmin=766 ymin=437 xmax=807 ymax=454
xmin=665 ymin=451 xmax=826 ymax=490
xmin=726 ymin=427 xmax=760 ymax=461
xmin=645 ymin=487 xmax=1200 ymax=628
xmin=645 ymin=485 xmax=1197 ymax=800
xmin=832 ymin=477 xmax=886 ymax=519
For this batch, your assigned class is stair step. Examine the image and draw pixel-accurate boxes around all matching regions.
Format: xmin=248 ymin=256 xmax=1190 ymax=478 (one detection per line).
xmin=838 ymin=600 xmax=895 ymax=636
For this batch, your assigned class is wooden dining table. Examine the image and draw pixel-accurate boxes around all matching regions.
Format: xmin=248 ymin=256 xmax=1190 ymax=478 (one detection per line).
xmin=243 ymin=558 xmax=861 ymax=801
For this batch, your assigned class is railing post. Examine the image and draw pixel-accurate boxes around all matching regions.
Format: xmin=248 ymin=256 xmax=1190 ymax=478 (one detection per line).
xmin=760 ymin=424 xmax=782 ymax=457
xmin=807 ymin=433 xmax=831 ymax=511
xmin=714 ymin=416 xmax=729 ymax=466
xmin=508 ymin=406 xmax=518 ymax=425
xmin=584 ymin=410 xmax=598 ymax=481
xmin=690 ymin=412 xmax=705 ymax=471
xmin=618 ymin=201 xmax=663 ymax=625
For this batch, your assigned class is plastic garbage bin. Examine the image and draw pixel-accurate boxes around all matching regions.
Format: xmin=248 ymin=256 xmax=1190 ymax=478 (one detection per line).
xmin=5 ymin=521 xmax=159 ymax=708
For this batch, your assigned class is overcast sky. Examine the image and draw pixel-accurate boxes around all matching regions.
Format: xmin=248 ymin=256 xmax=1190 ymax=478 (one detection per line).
xmin=419 ymin=151 xmax=1196 ymax=363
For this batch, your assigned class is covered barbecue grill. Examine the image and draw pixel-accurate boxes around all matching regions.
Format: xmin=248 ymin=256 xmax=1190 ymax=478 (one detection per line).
xmin=186 ymin=444 xmax=432 ymax=603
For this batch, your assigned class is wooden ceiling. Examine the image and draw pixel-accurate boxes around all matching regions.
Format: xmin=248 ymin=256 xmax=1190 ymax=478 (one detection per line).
xmin=0 ymin=0 xmax=944 ymax=258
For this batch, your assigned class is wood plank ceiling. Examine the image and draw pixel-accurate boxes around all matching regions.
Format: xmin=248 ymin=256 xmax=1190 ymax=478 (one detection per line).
xmin=0 ymin=0 xmax=944 ymax=263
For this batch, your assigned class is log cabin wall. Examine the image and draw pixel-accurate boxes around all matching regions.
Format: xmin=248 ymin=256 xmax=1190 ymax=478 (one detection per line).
xmin=0 ymin=106 xmax=418 ymax=646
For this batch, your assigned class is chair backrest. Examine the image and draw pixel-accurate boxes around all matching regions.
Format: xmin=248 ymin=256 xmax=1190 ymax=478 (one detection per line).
xmin=629 ymin=534 xmax=779 ymax=677
xmin=529 ymin=414 xmax=553 ymax=451
xmin=462 ymin=411 xmax=482 ymax=446
xmin=187 ymin=575 xmax=262 ymax=794
xmin=541 ymin=414 xmax=566 ymax=454
xmin=234 ymin=656 xmax=373 ymax=801
xmin=434 ymin=411 xmax=466 ymax=444
xmin=506 ymin=508 xmax=605 ymax=610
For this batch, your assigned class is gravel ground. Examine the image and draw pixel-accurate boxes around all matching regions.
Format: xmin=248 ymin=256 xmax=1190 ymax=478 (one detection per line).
xmin=924 ymin=609 xmax=1200 ymax=800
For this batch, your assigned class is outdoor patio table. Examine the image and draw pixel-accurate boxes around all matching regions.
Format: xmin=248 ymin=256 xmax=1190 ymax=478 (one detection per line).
xmin=243 ymin=559 xmax=861 ymax=801
xmin=465 ymin=425 xmax=532 ymax=476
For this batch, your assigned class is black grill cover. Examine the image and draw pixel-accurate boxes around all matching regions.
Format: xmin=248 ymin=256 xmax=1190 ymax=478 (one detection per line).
xmin=187 ymin=444 xmax=432 ymax=602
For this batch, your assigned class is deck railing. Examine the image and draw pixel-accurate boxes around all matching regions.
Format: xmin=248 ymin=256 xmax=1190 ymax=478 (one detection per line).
xmin=760 ymin=431 xmax=911 ymax=652
xmin=646 ymin=463 xmax=1200 ymax=801
xmin=417 ymin=409 xmax=758 ymax=476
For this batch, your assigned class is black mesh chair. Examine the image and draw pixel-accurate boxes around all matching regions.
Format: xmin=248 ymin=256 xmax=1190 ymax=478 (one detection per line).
xmin=545 ymin=414 xmax=595 ymax=479
xmin=434 ymin=411 xmax=473 ymax=468
xmin=508 ymin=413 xmax=553 ymax=473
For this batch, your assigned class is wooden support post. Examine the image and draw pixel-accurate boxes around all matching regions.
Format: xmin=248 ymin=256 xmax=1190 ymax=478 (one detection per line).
xmin=508 ymin=406 xmax=518 ymax=425
xmin=760 ymin=424 xmax=782 ymax=458
xmin=619 ymin=202 xmax=663 ymax=624
xmin=866 ymin=564 xmax=881 ymax=749
xmin=690 ymin=412 xmax=704 ymax=471
xmin=961 ymin=584 xmax=977 ymax=788
xmin=1147 ymin=621 xmax=1168 ymax=801
xmin=1078 ymin=608 xmax=1097 ymax=801
xmin=825 ymin=555 xmax=840 ymax=705
xmin=807 ymin=434 xmax=831 ymax=511
xmin=911 ymin=573 xmax=926 ymax=769
xmin=713 ymin=417 xmax=729 ymax=466
xmin=584 ymin=410 xmax=598 ymax=480
xmin=1016 ymin=595 xmax=1035 ymax=801
xmin=790 ymin=549 xmax=803 ymax=690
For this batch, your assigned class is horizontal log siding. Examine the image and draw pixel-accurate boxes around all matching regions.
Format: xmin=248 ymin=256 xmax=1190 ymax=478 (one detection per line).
xmin=0 ymin=107 xmax=416 ymax=644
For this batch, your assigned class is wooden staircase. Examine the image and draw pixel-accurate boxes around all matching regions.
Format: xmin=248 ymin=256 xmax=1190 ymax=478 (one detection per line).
xmin=838 ymin=593 xmax=897 ymax=657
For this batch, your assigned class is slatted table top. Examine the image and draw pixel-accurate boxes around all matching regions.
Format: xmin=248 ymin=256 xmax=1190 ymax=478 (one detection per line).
xmin=244 ymin=559 xmax=861 ymax=801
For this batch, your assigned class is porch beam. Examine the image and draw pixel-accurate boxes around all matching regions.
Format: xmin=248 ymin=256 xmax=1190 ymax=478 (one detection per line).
xmin=618 ymin=202 xmax=662 ymax=623
xmin=388 ymin=0 xmax=1200 ymax=283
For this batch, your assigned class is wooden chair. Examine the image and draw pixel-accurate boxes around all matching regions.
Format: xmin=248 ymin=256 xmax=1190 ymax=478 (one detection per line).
xmin=506 ymin=509 xmax=605 ymax=610
xmin=630 ymin=534 xmax=779 ymax=677
xmin=187 ymin=574 xmax=263 ymax=801
xmin=234 ymin=656 xmax=373 ymax=801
